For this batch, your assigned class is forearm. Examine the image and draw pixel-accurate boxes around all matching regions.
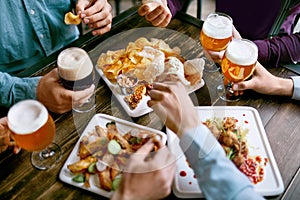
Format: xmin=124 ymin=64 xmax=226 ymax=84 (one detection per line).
xmin=179 ymin=125 xmax=264 ymax=200
xmin=254 ymin=33 xmax=300 ymax=67
xmin=0 ymin=72 xmax=41 ymax=107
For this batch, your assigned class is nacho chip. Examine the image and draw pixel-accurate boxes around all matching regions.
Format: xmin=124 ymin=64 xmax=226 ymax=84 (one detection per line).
xmin=64 ymin=12 xmax=82 ymax=25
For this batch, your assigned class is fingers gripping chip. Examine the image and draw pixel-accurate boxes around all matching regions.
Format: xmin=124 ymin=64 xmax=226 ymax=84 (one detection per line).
xmin=64 ymin=12 xmax=82 ymax=25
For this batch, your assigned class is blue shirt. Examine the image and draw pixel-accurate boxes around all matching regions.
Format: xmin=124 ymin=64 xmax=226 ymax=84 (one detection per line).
xmin=180 ymin=125 xmax=265 ymax=200
xmin=0 ymin=0 xmax=79 ymax=108
xmin=0 ymin=0 xmax=79 ymax=74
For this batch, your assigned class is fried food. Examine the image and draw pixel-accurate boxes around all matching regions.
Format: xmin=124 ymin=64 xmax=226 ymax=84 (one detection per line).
xmin=64 ymin=12 xmax=82 ymax=25
xmin=67 ymin=121 xmax=162 ymax=191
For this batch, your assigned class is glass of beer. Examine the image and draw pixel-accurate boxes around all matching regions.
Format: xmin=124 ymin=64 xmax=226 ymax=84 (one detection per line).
xmin=57 ymin=47 xmax=95 ymax=113
xmin=216 ymin=38 xmax=258 ymax=102
xmin=200 ymin=12 xmax=233 ymax=72
xmin=7 ymin=100 xmax=62 ymax=170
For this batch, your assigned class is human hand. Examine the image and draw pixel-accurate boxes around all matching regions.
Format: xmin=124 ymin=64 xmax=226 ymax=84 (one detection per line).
xmin=232 ymin=62 xmax=294 ymax=97
xmin=0 ymin=117 xmax=21 ymax=154
xmin=76 ymin=0 xmax=112 ymax=35
xmin=147 ymin=81 xmax=199 ymax=137
xmin=112 ymin=140 xmax=176 ymax=200
xmin=37 ymin=68 xmax=95 ymax=114
xmin=138 ymin=0 xmax=172 ymax=27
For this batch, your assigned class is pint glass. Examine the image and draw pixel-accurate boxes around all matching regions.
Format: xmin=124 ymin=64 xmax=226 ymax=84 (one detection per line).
xmin=8 ymin=100 xmax=61 ymax=170
xmin=217 ymin=38 xmax=258 ymax=102
xmin=57 ymin=47 xmax=95 ymax=112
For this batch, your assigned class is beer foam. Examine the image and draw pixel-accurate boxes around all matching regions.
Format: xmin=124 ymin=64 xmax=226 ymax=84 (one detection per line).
xmin=202 ymin=14 xmax=232 ymax=39
xmin=225 ymin=39 xmax=258 ymax=66
xmin=8 ymin=100 xmax=48 ymax=135
xmin=57 ymin=47 xmax=93 ymax=81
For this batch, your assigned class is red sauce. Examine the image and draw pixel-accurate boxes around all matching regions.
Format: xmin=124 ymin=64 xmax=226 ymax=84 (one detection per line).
xmin=193 ymin=174 xmax=196 ymax=179
xmin=243 ymin=113 xmax=246 ymax=116
xmin=180 ymin=171 xmax=187 ymax=177
xmin=244 ymin=120 xmax=249 ymax=124
xmin=239 ymin=156 xmax=266 ymax=184
xmin=189 ymin=182 xmax=192 ymax=185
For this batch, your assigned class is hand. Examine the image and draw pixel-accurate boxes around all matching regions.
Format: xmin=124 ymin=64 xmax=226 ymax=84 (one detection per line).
xmin=232 ymin=62 xmax=294 ymax=96
xmin=76 ymin=0 xmax=112 ymax=35
xmin=0 ymin=117 xmax=21 ymax=154
xmin=37 ymin=68 xmax=95 ymax=114
xmin=147 ymin=81 xmax=199 ymax=137
xmin=138 ymin=0 xmax=172 ymax=27
xmin=112 ymin=140 xmax=176 ymax=200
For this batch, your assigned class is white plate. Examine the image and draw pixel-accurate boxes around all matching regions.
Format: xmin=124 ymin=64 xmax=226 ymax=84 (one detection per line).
xmin=59 ymin=113 xmax=167 ymax=198
xmin=167 ymin=106 xmax=284 ymax=198
xmin=97 ymin=68 xmax=204 ymax=117
xmin=92 ymin=27 xmax=205 ymax=117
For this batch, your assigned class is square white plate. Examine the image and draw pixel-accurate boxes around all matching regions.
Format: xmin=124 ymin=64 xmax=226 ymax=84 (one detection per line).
xmin=96 ymin=68 xmax=204 ymax=117
xmin=59 ymin=113 xmax=167 ymax=198
xmin=167 ymin=106 xmax=284 ymax=198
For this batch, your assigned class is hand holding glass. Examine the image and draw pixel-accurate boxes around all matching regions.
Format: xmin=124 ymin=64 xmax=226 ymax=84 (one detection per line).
xmin=217 ymin=38 xmax=258 ymax=102
xmin=200 ymin=12 xmax=233 ymax=71
xmin=57 ymin=47 xmax=95 ymax=113
xmin=7 ymin=100 xmax=61 ymax=170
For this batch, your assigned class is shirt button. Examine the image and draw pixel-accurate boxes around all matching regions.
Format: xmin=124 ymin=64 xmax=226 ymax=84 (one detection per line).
xmin=40 ymin=34 xmax=44 ymax=39
xmin=30 ymin=9 xmax=35 ymax=15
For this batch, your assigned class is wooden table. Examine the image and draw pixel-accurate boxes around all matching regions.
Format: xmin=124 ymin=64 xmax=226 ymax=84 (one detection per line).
xmin=1 ymin=6 xmax=299 ymax=200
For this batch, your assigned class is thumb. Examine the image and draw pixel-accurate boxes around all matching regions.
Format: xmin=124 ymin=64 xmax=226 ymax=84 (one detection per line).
xmin=233 ymin=81 xmax=252 ymax=91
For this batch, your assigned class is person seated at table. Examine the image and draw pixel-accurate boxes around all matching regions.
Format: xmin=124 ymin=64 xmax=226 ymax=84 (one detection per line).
xmin=0 ymin=0 xmax=112 ymax=113
xmin=146 ymin=81 xmax=265 ymax=199
xmin=232 ymin=62 xmax=300 ymax=100
xmin=139 ymin=0 xmax=300 ymax=67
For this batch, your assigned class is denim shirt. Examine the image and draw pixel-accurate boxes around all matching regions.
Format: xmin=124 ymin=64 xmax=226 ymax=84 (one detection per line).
xmin=0 ymin=0 xmax=79 ymax=74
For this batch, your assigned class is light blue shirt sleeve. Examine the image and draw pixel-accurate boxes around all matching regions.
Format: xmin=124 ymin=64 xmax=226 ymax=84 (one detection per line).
xmin=0 ymin=72 xmax=41 ymax=108
xmin=290 ymin=76 xmax=300 ymax=100
xmin=0 ymin=1 xmax=79 ymax=74
xmin=179 ymin=125 xmax=265 ymax=200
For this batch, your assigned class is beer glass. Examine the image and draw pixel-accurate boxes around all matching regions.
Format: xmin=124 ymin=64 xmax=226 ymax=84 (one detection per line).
xmin=200 ymin=12 xmax=233 ymax=72
xmin=216 ymin=38 xmax=258 ymax=102
xmin=57 ymin=47 xmax=95 ymax=113
xmin=7 ymin=100 xmax=62 ymax=170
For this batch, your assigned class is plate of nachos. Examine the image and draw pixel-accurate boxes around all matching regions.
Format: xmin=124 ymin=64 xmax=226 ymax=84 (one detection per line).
xmin=167 ymin=106 xmax=284 ymax=198
xmin=93 ymin=27 xmax=205 ymax=117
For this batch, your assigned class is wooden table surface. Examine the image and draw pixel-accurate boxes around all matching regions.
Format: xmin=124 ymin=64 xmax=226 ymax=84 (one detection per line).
xmin=1 ymin=6 xmax=299 ymax=200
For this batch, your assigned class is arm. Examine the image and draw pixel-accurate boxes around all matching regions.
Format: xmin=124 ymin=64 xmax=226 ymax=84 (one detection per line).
xmin=254 ymin=32 xmax=300 ymax=67
xmin=0 ymin=72 xmax=40 ymax=108
xmin=180 ymin=125 xmax=264 ymax=200
xmin=232 ymin=62 xmax=300 ymax=100
xmin=148 ymin=81 xmax=264 ymax=199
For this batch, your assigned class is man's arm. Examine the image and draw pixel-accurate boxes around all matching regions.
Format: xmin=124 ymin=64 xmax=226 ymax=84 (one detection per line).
xmin=0 ymin=72 xmax=40 ymax=108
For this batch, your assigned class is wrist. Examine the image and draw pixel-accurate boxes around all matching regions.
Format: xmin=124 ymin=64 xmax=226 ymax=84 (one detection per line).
xmin=277 ymin=78 xmax=293 ymax=97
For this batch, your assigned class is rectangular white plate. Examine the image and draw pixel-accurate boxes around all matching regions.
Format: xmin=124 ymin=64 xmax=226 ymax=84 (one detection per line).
xmin=96 ymin=68 xmax=204 ymax=117
xmin=59 ymin=113 xmax=167 ymax=198
xmin=167 ymin=106 xmax=284 ymax=198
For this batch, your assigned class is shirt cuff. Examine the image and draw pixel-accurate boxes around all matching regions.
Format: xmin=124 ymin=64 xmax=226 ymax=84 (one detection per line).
xmin=291 ymin=76 xmax=300 ymax=100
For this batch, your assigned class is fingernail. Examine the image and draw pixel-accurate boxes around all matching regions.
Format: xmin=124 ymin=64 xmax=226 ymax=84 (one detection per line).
xmin=84 ymin=18 xmax=89 ymax=24
xmin=232 ymin=84 xmax=238 ymax=90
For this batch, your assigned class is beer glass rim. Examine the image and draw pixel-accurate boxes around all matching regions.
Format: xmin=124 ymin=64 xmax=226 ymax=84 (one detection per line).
xmin=206 ymin=12 xmax=233 ymax=24
xmin=225 ymin=38 xmax=258 ymax=66
xmin=7 ymin=100 xmax=48 ymax=135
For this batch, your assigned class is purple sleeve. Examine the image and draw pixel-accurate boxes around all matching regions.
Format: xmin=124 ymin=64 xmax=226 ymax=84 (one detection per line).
xmin=167 ymin=0 xmax=185 ymax=17
xmin=254 ymin=32 xmax=300 ymax=67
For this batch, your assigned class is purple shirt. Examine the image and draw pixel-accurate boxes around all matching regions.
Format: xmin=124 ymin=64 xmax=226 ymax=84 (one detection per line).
xmin=168 ymin=0 xmax=300 ymax=67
